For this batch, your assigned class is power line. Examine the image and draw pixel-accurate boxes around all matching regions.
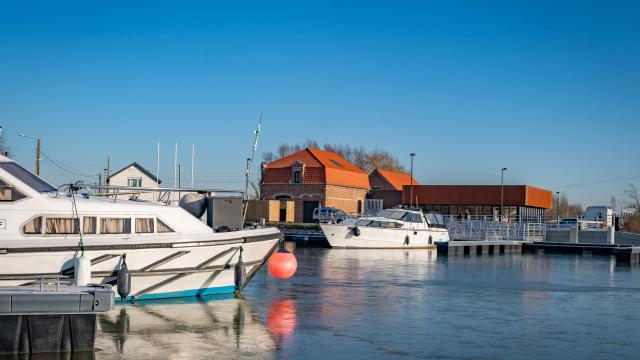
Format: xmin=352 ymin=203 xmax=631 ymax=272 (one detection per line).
xmin=552 ymin=174 xmax=640 ymax=190
xmin=40 ymin=151 xmax=98 ymax=178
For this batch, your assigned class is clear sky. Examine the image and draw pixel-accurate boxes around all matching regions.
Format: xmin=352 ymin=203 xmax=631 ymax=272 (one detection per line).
xmin=1 ymin=1 xmax=638 ymax=208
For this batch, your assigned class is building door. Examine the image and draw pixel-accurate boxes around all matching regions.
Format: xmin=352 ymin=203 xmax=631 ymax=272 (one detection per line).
xmin=303 ymin=201 xmax=319 ymax=223
xmin=279 ymin=208 xmax=286 ymax=222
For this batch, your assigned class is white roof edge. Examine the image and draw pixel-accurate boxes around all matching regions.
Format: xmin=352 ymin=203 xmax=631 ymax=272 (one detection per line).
xmin=0 ymin=154 xmax=14 ymax=162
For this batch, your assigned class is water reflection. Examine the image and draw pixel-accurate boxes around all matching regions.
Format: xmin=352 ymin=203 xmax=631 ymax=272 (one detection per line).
xmin=95 ymin=296 xmax=276 ymax=359
xmin=266 ymin=299 xmax=297 ymax=348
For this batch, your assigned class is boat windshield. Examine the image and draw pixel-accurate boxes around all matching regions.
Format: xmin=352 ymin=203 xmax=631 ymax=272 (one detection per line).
xmin=376 ymin=209 xmax=422 ymax=222
xmin=0 ymin=162 xmax=56 ymax=193
xmin=425 ymin=213 xmax=445 ymax=226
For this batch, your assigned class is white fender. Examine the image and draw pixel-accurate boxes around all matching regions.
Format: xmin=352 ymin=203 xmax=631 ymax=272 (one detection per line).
xmin=74 ymin=254 xmax=92 ymax=286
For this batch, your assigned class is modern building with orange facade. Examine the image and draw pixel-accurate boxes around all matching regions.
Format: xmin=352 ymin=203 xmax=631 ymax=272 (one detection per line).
xmin=402 ymin=185 xmax=553 ymax=219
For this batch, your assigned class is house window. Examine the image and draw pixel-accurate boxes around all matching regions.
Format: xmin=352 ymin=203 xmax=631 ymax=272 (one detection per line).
xmin=293 ymin=170 xmax=303 ymax=184
xmin=101 ymin=218 xmax=131 ymax=234
xmin=127 ymin=177 xmax=142 ymax=187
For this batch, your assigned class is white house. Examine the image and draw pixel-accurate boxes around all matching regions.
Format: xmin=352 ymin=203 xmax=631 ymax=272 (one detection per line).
xmin=107 ymin=162 xmax=161 ymax=202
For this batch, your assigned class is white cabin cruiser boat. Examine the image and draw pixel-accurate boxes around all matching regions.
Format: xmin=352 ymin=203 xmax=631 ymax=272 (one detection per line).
xmin=320 ymin=208 xmax=449 ymax=248
xmin=0 ymin=154 xmax=281 ymax=301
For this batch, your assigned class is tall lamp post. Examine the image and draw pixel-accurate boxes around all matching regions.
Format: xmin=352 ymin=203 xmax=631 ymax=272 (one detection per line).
xmin=409 ymin=153 xmax=416 ymax=208
xmin=500 ymin=167 xmax=507 ymax=220
xmin=556 ymin=191 xmax=560 ymax=224
xmin=18 ymin=133 xmax=41 ymax=176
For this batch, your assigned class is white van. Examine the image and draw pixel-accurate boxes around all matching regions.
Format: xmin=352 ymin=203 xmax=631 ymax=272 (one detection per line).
xmin=582 ymin=206 xmax=613 ymax=226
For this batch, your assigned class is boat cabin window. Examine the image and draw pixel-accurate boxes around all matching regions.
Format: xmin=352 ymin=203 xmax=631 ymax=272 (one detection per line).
xmin=0 ymin=178 xmax=26 ymax=202
xmin=22 ymin=216 xmax=42 ymax=234
xmin=83 ymin=217 xmax=97 ymax=234
xmin=0 ymin=162 xmax=55 ymax=193
xmin=402 ymin=213 xmax=422 ymax=223
xmin=101 ymin=218 xmax=132 ymax=234
xmin=45 ymin=218 xmax=79 ymax=234
xmin=157 ymin=218 xmax=175 ymax=233
xmin=135 ymin=218 xmax=155 ymax=233
xmin=356 ymin=219 xmax=371 ymax=226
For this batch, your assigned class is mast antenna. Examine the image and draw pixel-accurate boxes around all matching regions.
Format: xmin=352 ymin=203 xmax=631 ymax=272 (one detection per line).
xmin=242 ymin=114 xmax=262 ymax=224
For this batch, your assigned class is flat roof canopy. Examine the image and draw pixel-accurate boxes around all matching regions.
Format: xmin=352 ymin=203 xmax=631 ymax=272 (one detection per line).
xmin=402 ymin=185 xmax=553 ymax=209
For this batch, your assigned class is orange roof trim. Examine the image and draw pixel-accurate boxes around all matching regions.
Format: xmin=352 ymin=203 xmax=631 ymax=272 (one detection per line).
xmin=262 ymin=147 xmax=370 ymax=189
xmin=374 ymin=168 xmax=420 ymax=191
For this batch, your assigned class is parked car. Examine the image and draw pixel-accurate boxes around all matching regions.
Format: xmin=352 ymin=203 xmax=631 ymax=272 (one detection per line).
xmin=313 ymin=207 xmax=347 ymax=223
xmin=556 ymin=218 xmax=583 ymax=230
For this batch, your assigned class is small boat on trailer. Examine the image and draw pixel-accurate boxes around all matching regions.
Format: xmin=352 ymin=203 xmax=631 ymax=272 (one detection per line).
xmin=320 ymin=208 xmax=449 ymax=248
xmin=0 ymin=154 xmax=281 ymax=301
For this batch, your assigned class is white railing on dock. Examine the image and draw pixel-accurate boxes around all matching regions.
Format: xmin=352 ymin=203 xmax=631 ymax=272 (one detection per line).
xmin=445 ymin=219 xmax=546 ymax=242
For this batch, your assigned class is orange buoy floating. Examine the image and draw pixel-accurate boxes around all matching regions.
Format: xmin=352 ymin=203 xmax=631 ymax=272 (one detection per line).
xmin=268 ymin=249 xmax=297 ymax=279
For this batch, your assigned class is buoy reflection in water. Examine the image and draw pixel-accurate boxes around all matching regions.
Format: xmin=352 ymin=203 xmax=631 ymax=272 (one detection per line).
xmin=267 ymin=299 xmax=297 ymax=345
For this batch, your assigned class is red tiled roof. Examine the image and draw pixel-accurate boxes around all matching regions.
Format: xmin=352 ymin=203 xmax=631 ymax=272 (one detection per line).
xmin=262 ymin=148 xmax=370 ymax=189
xmin=373 ymin=169 xmax=420 ymax=191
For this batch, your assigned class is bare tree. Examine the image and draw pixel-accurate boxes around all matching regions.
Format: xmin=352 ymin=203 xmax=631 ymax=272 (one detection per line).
xmin=548 ymin=192 xmax=583 ymax=218
xmin=365 ymin=149 xmax=405 ymax=173
xmin=262 ymin=150 xmax=275 ymax=163
xmin=268 ymin=140 xmax=406 ymax=173
xmin=625 ymin=183 xmax=640 ymax=212
xmin=277 ymin=144 xmax=291 ymax=158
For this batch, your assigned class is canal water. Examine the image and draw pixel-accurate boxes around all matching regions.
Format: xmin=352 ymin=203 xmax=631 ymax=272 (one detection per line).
xmin=91 ymin=248 xmax=640 ymax=359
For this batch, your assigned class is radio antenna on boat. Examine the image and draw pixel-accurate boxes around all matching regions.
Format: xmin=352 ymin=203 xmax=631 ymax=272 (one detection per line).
xmin=242 ymin=114 xmax=262 ymax=224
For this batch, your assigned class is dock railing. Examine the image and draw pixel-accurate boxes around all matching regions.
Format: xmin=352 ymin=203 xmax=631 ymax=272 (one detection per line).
xmin=444 ymin=218 xmax=546 ymax=242
xmin=443 ymin=214 xmax=614 ymax=231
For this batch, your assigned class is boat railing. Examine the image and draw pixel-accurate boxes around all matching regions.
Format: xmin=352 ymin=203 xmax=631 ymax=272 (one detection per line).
xmin=80 ymin=184 xmax=245 ymax=206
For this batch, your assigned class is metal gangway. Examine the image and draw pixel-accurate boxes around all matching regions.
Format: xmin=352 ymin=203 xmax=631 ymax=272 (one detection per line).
xmin=445 ymin=219 xmax=546 ymax=242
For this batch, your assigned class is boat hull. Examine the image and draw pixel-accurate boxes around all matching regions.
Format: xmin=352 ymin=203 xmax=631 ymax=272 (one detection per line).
xmin=320 ymin=223 xmax=449 ymax=249
xmin=0 ymin=230 xmax=281 ymax=301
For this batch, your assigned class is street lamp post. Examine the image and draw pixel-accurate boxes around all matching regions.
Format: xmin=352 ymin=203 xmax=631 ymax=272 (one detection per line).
xmin=18 ymin=133 xmax=41 ymax=176
xmin=500 ymin=167 xmax=507 ymax=221
xmin=556 ymin=191 xmax=560 ymax=225
xmin=410 ymin=153 xmax=416 ymax=208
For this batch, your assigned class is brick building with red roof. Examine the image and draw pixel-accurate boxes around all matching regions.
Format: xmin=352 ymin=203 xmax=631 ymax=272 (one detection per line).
xmin=368 ymin=168 xmax=420 ymax=209
xmin=260 ymin=147 xmax=370 ymax=222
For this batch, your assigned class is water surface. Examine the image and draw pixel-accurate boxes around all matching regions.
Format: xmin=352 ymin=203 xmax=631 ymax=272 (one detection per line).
xmin=94 ymin=248 xmax=640 ymax=359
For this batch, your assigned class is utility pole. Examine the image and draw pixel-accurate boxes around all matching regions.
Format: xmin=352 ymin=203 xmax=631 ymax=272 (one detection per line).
xmin=409 ymin=153 xmax=416 ymax=208
xmin=35 ymin=137 xmax=41 ymax=176
xmin=556 ymin=191 xmax=560 ymax=223
xmin=174 ymin=143 xmax=178 ymax=188
xmin=191 ymin=144 xmax=195 ymax=189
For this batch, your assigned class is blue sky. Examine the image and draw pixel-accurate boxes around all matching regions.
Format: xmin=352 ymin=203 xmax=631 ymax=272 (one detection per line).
xmin=1 ymin=1 xmax=638 ymax=208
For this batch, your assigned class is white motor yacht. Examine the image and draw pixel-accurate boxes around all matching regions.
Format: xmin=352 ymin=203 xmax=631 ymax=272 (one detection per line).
xmin=320 ymin=208 xmax=449 ymax=248
xmin=0 ymin=154 xmax=281 ymax=301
